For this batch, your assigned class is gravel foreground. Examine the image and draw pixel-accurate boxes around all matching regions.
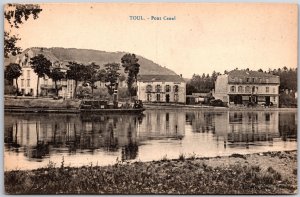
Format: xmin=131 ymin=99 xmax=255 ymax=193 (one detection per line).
xmin=5 ymin=150 xmax=297 ymax=194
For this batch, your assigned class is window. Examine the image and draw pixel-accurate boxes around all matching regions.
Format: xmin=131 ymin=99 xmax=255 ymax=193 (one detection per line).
xmin=27 ymin=79 xmax=30 ymax=87
xmin=156 ymin=94 xmax=160 ymax=101
xmin=44 ymin=79 xmax=48 ymax=85
xmin=147 ymin=93 xmax=151 ymax=101
xmin=252 ymin=78 xmax=255 ymax=82
xmin=146 ymin=85 xmax=152 ymax=92
xmin=238 ymin=86 xmax=243 ymax=93
xmin=174 ymin=94 xmax=178 ymax=102
xmin=259 ymin=78 xmax=262 ymax=83
xmin=230 ymin=86 xmax=236 ymax=92
xmin=174 ymin=85 xmax=179 ymax=93
xmin=273 ymin=88 xmax=276 ymax=93
xmin=245 ymin=86 xmax=251 ymax=93
xmin=21 ymin=79 xmax=24 ymax=87
xmin=265 ymin=113 xmax=270 ymax=121
xmin=165 ymin=85 xmax=170 ymax=92
xmin=156 ymin=85 xmax=161 ymax=92
xmin=266 ymin=87 xmax=269 ymax=93
xmin=27 ymin=70 xmax=30 ymax=78
xmin=266 ymin=78 xmax=269 ymax=83
xmin=246 ymin=78 xmax=250 ymax=82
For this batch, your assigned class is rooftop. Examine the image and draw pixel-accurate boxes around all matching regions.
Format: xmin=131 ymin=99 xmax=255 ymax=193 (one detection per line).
xmin=137 ymin=75 xmax=185 ymax=83
xmin=228 ymin=70 xmax=279 ymax=78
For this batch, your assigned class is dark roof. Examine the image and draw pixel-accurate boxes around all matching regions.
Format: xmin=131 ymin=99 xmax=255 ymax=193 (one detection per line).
xmin=137 ymin=75 xmax=185 ymax=83
xmin=228 ymin=70 xmax=279 ymax=78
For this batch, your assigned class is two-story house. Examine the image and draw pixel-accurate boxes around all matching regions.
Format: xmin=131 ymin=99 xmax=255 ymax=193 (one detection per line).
xmin=14 ymin=48 xmax=74 ymax=98
xmin=137 ymin=75 xmax=186 ymax=103
xmin=213 ymin=70 xmax=280 ymax=107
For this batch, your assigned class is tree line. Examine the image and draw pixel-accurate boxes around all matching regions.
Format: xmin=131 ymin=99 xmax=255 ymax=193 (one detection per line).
xmin=5 ymin=53 xmax=140 ymax=99
xmin=186 ymin=71 xmax=221 ymax=94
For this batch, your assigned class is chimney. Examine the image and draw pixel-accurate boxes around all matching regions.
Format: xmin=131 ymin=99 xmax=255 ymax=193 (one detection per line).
xmin=180 ymin=74 xmax=182 ymax=78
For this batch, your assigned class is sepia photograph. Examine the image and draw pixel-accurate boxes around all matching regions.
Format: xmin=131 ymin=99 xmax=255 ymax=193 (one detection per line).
xmin=3 ymin=2 xmax=298 ymax=194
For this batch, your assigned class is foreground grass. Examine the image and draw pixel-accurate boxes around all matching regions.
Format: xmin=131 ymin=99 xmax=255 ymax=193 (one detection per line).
xmin=5 ymin=151 xmax=297 ymax=194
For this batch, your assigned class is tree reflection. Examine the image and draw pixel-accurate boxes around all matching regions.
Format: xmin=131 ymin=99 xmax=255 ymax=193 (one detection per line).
xmin=4 ymin=113 xmax=145 ymax=160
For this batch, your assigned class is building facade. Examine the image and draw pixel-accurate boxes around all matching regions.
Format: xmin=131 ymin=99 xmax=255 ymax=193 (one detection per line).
xmin=13 ymin=48 xmax=75 ymax=98
xmin=213 ymin=70 xmax=280 ymax=107
xmin=137 ymin=75 xmax=186 ymax=103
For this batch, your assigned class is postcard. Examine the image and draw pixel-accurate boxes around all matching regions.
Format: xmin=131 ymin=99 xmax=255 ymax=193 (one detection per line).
xmin=3 ymin=2 xmax=297 ymax=194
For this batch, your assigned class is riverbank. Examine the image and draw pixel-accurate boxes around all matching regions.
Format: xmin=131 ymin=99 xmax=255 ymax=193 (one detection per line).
xmin=4 ymin=150 xmax=297 ymax=194
xmin=144 ymin=103 xmax=297 ymax=111
xmin=5 ymin=98 xmax=297 ymax=112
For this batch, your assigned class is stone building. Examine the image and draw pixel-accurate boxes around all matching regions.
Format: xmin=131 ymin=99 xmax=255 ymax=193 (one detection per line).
xmin=136 ymin=75 xmax=186 ymax=103
xmin=213 ymin=70 xmax=280 ymax=107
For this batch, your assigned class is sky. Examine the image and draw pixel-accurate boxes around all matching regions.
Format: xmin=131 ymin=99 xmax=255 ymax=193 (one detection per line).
xmin=5 ymin=3 xmax=298 ymax=78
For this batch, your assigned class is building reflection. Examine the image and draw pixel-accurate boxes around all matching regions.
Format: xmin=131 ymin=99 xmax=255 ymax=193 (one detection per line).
xmin=4 ymin=113 xmax=141 ymax=161
xmin=4 ymin=110 xmax=296 ymax=162
xmin=138 ymin=110 xmax=185 ymax=140
xmin=4 ymin=110 xmax=186 ymax=162
xmin=185 ymin=110 xmax=297 ymax=148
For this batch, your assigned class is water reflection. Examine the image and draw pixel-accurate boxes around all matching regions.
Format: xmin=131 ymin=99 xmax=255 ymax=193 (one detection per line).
xmin=4 ymin=110 xmax=297 ymax=170
xmin=5 ymin=113 xmax=142 ymax=161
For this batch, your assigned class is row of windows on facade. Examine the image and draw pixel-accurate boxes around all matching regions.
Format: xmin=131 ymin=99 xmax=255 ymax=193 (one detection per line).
xmin=230 ymin=77 xmax=270 ymax=83
xmin=147 ymin=93 xmax=179 ymax=102
xmin=230 ymin=86 xmax=275 ymax=93
xmin=146 ymin=84 xmax=179 ymax=93
xmin=20 ymin=70 xmax=31 ymax=79
xmin=21 ymin=79 xmax=31 ymax=87
xmin=20 ymin=78 xmax=51 ymax=87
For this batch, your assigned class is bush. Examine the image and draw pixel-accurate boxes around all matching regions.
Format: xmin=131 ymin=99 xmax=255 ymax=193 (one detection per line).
xmin=210 ymin=99 xmax=224 ymax=107
xmin=4 ymin=85 xmax=17 ymax=95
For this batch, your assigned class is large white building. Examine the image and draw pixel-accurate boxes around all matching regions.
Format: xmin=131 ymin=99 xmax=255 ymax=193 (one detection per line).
xmin=213 ymin=70 xmax=280 ymax=107
xmin=137 ymin=75 xmax=186 ymax=103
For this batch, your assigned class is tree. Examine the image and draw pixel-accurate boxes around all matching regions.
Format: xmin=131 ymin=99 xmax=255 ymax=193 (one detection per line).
xmin=82 ymin=62 xmax=106 ymax=97
xmin=5 ymin=63 xmax=22 ymax=94
xmin=49 ymin=68 xmax=65 ymax=96
xmin=121 ymin=54 xmax=140 ymax=96
xmin=104 ymin=63 xmax=120 ymax=96
xmin=4 ymin=4 xmax=42 ymax=57
xmin=30 ymin=54 xmax=51 ymax=97
xmin=66 ymin=62 xmax=85 ymax=98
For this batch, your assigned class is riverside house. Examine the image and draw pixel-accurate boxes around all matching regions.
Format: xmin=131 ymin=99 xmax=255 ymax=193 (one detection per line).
xmin=13 ymin=48 xmax=75 ymax=98
xmin=136 ymin=75 xmax=186 ymax=103
xmin=213 ymin=70 xmax=280 ymax=107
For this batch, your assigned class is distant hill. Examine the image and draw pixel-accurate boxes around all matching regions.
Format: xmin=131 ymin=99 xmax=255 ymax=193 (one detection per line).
xmin=4 ymin=47 xmax=178 ymax=76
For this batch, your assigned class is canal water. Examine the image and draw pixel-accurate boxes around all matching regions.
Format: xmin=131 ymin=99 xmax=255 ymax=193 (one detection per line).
xmin=4 ymin=110 xmax=297 ymax=171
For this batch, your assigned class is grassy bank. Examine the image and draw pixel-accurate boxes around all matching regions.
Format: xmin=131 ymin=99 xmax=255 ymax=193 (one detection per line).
xmin=5 ymin=150 xmax=297 ymax=194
